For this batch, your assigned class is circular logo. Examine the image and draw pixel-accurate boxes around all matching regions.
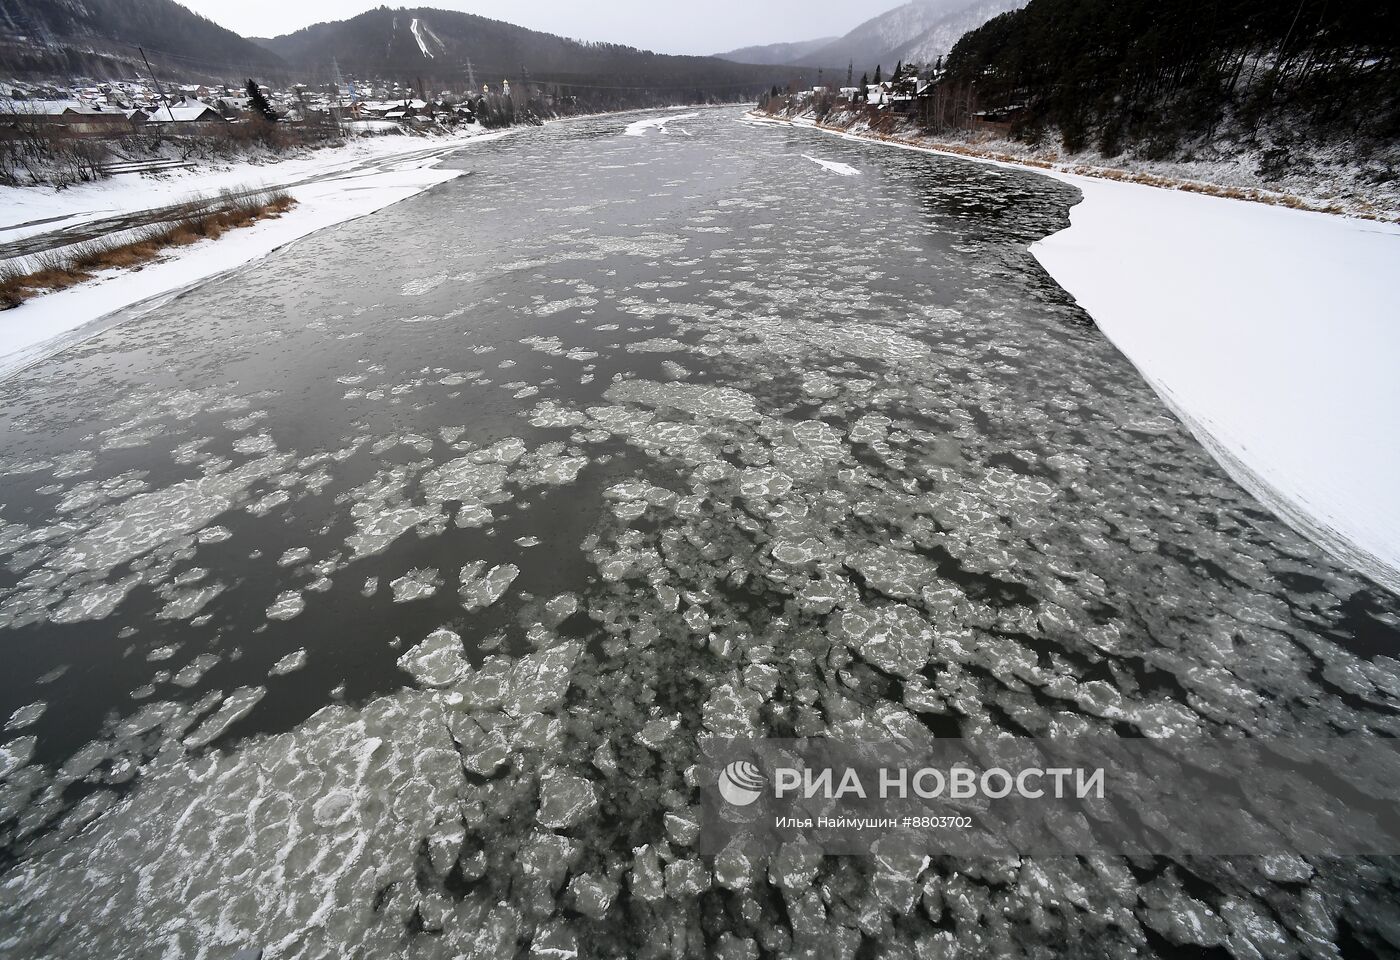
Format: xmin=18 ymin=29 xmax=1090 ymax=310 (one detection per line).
xmin=718 ymin=760 xmax=766 ymax=806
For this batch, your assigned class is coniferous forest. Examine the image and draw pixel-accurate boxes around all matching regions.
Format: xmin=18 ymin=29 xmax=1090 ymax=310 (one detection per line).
xmin=944 ymin=0 xmax=1400 ymax=157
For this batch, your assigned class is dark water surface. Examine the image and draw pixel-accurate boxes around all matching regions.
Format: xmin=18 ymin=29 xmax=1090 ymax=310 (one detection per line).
xmin=1 ymin=109 xmax=1398 ymax=958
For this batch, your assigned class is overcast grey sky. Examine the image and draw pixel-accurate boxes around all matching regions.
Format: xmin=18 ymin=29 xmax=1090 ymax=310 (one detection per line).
xmin=181 ymin=0 xmax=881 ymax=55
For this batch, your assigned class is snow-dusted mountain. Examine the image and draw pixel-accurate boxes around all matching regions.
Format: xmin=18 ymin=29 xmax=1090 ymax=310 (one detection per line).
xmin=254 ymin=7 xmax=800 ymax=90
xmin=799 ymin=0 xmax=1026 ymax=70
xmin=714 ymin=37 xmax=840 ymax=66
xmin=891 ymin=0 xmax=1026 ymax=65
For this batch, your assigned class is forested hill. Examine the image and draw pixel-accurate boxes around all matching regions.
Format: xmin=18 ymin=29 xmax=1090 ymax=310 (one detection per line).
xmin=945 ymin=0 xmax=1400 ymax=156
xmin=0 ymin=0 xmax=286 ymax=80
xmin=713 ymin=38 xmax=839 ymax=67
xmin=255 ymin=7 xmax=808 ymax=97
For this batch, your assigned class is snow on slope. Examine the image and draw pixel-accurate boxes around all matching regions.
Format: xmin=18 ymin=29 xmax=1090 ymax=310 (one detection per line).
xmin=0 ymin=130 xmax=515 ymax=378
xmin=892 ymin=0 xmax=1026 ymax=64
xmin=806 ymin=0 xmax=985 ymax=68
xmin=850 ymin=1 xmax=958 ymax=56
xmin=410 ymin=18 xmax=435 ymax=58
xmin=1031 ymin=180 xmax=1400 ymax=593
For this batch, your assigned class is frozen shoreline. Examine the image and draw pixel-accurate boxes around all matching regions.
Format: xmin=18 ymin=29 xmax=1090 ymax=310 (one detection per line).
xmin=748 ymin=113 xmax=1400 ymax=593
xmin=0 ymin=129 xmax=515 ymax=378
xmin=0 ymin=129 xmax=504 ymax=245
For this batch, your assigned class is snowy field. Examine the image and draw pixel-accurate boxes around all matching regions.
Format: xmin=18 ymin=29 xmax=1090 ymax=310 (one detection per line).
xmin=749 ymin=113 xmax=1400 ymax=593
xmin=0 ymin=128 xmax=514 ymax=377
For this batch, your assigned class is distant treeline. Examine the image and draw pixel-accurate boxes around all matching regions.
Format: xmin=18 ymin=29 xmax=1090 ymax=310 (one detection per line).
xmin=944 ymin=0 xmax=1400 ymax=155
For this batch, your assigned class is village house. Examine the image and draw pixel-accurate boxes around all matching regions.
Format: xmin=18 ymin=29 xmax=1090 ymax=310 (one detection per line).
xmin=0 ymin=100 xmax=139 ymax=138
xmin=143 ymin=98 xmax=228 ymax=132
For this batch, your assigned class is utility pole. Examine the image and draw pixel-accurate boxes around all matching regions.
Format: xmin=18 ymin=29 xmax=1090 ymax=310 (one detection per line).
xmin=137 ymin=46 xmax=169 ymax=116
xmin=331 ymin=56 xmax=347 ymax=135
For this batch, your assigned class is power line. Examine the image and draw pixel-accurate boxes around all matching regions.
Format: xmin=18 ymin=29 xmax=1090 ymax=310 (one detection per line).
xmin=137 ymin=46 xmax=167 ymax=103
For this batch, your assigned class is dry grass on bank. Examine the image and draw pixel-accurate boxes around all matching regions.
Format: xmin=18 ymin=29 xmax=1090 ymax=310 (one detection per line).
xmin=0 ymin=188 xmax=296 ymax=310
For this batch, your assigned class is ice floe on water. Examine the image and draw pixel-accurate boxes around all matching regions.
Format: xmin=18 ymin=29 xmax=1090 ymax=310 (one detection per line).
xmin=397 ymin=627 xmax=467 ymax=687
xmin=181 ymin=686 xmax=266 ymax=750
xmin=623 ymin=112 xmax=700 ymax=137
xmin=605 ymin=379 xmax=760 ymax=422
xmin=459 ymin=562 xmax=520 ymax=611
xmin=400 ymin=273 xmax=449 ymax=296
xmin=265 ymin=591 xmax=305 ymax=621
xmin=390 ymin=567 xmax=442 ymax=603
xmin=802 ymin=154 xmax=860 ymax=176
xmin=278 ymin=547 xmax=311 ymax=567
xmin=0 ymin=108 xmax=1398 ymax=960
xmin=5 ymin=702 xmax=46 ymax=731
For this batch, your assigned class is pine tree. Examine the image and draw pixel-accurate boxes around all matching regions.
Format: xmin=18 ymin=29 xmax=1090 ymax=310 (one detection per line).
xmin=246 ymin=79 xmax=275 ymax=122
xmin=873 ymin=65 xmax=882 ymax=84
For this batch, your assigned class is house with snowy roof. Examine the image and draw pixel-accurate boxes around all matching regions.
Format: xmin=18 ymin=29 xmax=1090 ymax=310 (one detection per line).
xmin=143 ymin=99 xmax=227 ymax=131
xmin=0 ymin=100 xmax=137 ymax=137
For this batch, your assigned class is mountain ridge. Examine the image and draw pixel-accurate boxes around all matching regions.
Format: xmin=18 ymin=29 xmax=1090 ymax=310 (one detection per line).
xmin=0 ymin=0 xmax=287 ymax=80
xmin=773 ymin=0 xmax=1027 ymax=72
xmin=713 ymin=37 xmax=838 ymax=66
xmin=1 ymin=0 xmax=819 ymax=97
xmin=252 ymin=6 xmax=809 ymax=93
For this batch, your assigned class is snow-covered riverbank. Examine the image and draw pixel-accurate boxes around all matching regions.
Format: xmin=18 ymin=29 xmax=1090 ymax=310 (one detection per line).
xmin=0 ymin=129 xmax=500 ymax=245
xmin=749 ymin=110 xmax=1398 ymax=222
xmin=0 ymin=128 xmax=514 ymax=377
xmin=1033 ymin=174 xmax=1400 ymax=595
xmin=748 ymin=113 xmax=1400 ymax=593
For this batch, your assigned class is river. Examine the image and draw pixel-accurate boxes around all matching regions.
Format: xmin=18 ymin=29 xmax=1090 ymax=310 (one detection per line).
xmin=1 ymin=108 xmax=1397 ymax=958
